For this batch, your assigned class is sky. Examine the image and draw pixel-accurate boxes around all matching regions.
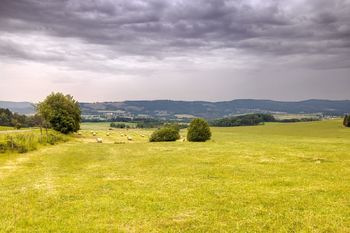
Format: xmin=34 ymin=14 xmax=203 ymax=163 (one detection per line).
xmin=0 ymin=0 xmax=349 ymax=102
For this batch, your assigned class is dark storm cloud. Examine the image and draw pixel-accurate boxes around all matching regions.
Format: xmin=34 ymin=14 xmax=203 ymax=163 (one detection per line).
xmin=0 ymin=0 xmax=349 ymax=68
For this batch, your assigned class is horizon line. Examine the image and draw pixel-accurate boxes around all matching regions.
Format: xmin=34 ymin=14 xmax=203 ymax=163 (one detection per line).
xmin=1 ymin=98 xmax=350 ymax=104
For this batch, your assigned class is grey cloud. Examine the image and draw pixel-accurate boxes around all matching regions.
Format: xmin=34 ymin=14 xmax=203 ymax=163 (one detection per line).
xmin=0 ymin=0 xmax=349 ymax=69
xmin=0 ymin=37 xmax=67 ymax=62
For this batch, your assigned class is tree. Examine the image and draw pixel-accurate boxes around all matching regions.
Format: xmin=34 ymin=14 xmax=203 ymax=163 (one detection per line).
xmin=187 ymin=118 xmax=211 ymax=142
xmin=210 ymin=113 xmax=276 ymax=127
xmin=37 ymin=93 xmax=81 ymax=134
xmin=149 ymin=126 xmax=180 ymax=142
xmin=110 ymin=122 xmax=126 ymax=128
xmin=344 ymin=115 xmax=350 ymax=127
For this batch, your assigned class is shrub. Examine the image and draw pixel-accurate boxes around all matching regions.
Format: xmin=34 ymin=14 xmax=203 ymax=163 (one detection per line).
xmin=0 ymin=131 xmax=68 ymax=154
xmin=15 ymin=123 xmax=22 ymax=130
xmin=162 ymin=123 xmax=181 ymax=133
xmin=187 ymin=118 xmax=211 ymax=142
xmin=5 ymin=134 xmax=37 ymax=153
xmin=344 ymin=115 xmax=350 ymax=127
xmin=149 ymin=127 xmax=180 ymax=142
xmin=46 ymin=133 xmax=66 ymax=145
xmin=0 ymin=142 xmax=6 ymax=153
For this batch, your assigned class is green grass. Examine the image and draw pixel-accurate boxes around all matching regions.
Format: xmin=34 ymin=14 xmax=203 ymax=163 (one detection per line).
xmin=0 ymin=126 xmax=15 ymax=131
xmin=80 ymin=122 xmax=137 ymax=130
xmin=0 ymin=129 xmax=69 ymax=154
xmin=0 ymin=120 xmax=350 ymax=232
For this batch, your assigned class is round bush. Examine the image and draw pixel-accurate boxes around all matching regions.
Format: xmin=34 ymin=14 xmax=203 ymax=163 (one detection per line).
xmin=187 ymin=118 xmax=211 ymax=142
xmin=344 ymin=115 xmax=350 ymax=127
xmin=149 ymin=127 xmax=180 ymax=142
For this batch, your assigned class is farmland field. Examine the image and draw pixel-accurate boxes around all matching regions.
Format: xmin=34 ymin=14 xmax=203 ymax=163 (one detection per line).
xmin=0 ymin=120 xmax=349 ymax=232
xmin=80 ymin=122 xmax=137 ymax=131
xmin=0 ymin=126 xmax=16 ymax=131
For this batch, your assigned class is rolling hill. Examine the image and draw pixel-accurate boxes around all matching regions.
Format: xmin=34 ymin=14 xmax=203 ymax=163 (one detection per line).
xmin=81 ymin=99 xmax=350 ymax=119
xmin=0 ymin=101 xmax=36 ymax=115
xmin=1 ymin=99 xmax=350 ymax=119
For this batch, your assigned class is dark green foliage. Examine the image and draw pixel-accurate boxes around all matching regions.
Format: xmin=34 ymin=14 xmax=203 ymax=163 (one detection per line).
xmin=5 ymin=134 xmax=36 ymax=153
xmin=136 ymin=119 xmax=163 ymax=128
xmin=211 ymin=113 xmax=275 ymax=127
xmin=37 ymin=93 xmax=81 ymax=134
xmin=211 ymin=113 xmax=320 ymax=127
xmin=0 ymin=108 xmax=40 ymax=128
xmin=46 ymin=133 xmax=67 ymax=145
xmin=0 ymin=132 xmax=68 ymax=154
xmin=149 ymin=127 xmax=180 ymax=142
xmin=0 ymin=142 xmax=7 ymax=153
xmin=162 ymin=123 xmax=181 ymax=133
xmin=14 ymin=123 xmax=22 ymax=129
xmin=110 ymin=122 xmax=129 ymax=128
xmin=344 ymin=115 xmax=350 ymax=127
xmin=277 ymin=118 xmax=319 ymax=123
xmin=187 ymin=118 xmax=211 ymax=142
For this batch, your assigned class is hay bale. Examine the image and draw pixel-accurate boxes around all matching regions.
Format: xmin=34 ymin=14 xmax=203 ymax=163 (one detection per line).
xmin=96 ymin=138 xmax=103 ymax=143
xmin=127 ymin=136 xmax=133 ymax=141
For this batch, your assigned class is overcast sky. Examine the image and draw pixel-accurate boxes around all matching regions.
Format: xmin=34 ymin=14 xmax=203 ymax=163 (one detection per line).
xmin=0 ymin=0 xmax=349 ymax=102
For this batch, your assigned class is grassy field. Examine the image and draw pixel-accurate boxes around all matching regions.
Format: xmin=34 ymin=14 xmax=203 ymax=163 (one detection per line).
xmin=0 ymin=126 xmax=15 ymax=131
xmin=0 ymin=120 xmax=349 ymax=232
xmin=80 ymin=122 xmax=137 ymax=130
xmin=0 ymin=128 xmax=69 ymax=154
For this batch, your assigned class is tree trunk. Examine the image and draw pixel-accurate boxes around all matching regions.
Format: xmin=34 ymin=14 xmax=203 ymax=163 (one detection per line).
xmin=40 ymin=125 xmax=43 ymax=143
xmin=45 ymin=126 xmax=48 ymax=142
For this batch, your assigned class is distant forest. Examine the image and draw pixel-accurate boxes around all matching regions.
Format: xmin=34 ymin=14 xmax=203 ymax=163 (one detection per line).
xmin=210 ymin=113 xmax=320 ymax=127
xmin=0 ymin=108 xmax=40 ymax=129
xmin=108 ymin=113 xmax=321 ymax=129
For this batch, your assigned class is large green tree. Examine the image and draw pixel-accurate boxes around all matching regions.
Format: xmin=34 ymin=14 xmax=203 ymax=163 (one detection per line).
xmin=37 ymin=93 xmax=81 ymax=134
xmin=187 ymin=118 xmax=211 ymax=142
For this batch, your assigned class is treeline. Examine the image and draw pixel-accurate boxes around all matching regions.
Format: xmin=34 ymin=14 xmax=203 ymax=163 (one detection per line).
xmin=277 ymin=118 xmax=320 ymax=123
xmin=210 ymin=113 xmax=320 ymax=127
xmin=0 ymin=108 xmax=41 ymax=129
xmin=110 ymin=118 xmax=188 ymax=129
xmin=83 ymin=117 xmax=133 ymax=123
xmin=210 ymin=113 xmax=275 ymax=127
xmin=110 ymin=122 xmax=131 ymax=129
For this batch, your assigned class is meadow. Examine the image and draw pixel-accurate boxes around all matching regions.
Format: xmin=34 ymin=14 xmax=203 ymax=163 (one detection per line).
xmin=0 ymin=120 xmax=349 ymax=232
xmin=0 ymin=129 xmax=69 ymax=154
xmin=0 ymin=126 xmax=15 ymax=131
xmin=80 ymin=122 xmax=137 ymax=131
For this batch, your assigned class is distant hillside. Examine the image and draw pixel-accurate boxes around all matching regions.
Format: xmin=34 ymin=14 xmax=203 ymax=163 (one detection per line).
xmin=0 ymin=101 xmax=35 ymax=115
xmin=2 ymin=99 xmax=349 ymax=119
xmin=80 ymin=99 xmax=350 ymax=120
